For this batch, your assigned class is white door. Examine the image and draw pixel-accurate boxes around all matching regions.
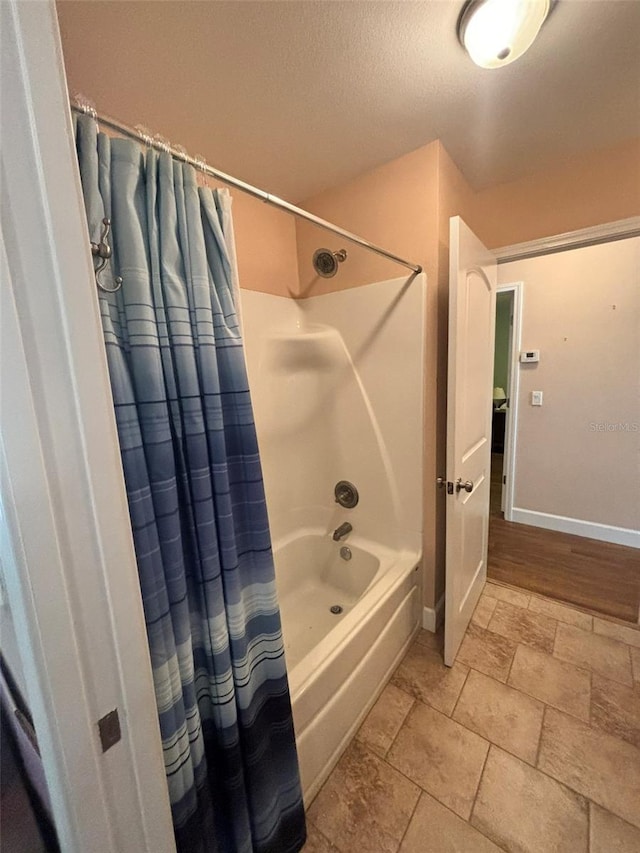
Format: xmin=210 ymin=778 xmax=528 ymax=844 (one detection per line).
xmin=444 ymin=217 xmax=497 ymax=666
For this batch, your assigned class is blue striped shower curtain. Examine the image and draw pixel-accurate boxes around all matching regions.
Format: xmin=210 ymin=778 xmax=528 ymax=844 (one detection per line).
xmin=74 ymin=115 xmax=305 ymax=853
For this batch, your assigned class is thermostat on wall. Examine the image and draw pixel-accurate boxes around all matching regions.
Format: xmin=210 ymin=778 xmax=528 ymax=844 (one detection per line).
xmin=520 ymin=350 xmax=540 ymax=363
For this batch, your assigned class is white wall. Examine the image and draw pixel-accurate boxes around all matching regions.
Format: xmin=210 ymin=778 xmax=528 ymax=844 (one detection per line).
xmin=499 ymin=237 xmax=640 ymax=544
xmin=241 ymin=275 xmax=426 ymax=556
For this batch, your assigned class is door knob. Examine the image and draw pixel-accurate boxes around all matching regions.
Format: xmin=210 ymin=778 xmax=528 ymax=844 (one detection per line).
xmin=456 ymin=478 xmax=474 ymax=493
xmin=436 ymin=477 xmax=446 ymax=488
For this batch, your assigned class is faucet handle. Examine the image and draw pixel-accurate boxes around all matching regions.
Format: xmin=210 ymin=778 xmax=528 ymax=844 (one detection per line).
xmin=334 ymin=480 xmax=359 ymax=508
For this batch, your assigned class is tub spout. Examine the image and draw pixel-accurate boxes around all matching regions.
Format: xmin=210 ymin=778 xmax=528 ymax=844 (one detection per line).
xmin=332 ymin=522 xmax=352 ymax=542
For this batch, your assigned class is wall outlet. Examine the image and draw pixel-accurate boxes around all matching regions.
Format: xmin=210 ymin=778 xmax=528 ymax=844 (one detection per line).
xmin=531 ymin=391 xmax=543 ymax=406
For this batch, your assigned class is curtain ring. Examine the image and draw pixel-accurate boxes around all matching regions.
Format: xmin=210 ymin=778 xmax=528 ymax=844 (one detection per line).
xmin=194 ymin=153 xmax=209 ymax=187
xmin=74 ymin=93 xmax=97 ymax=119
xmin=174 ymin=144 xmax=188 ymax=162
xmin=135 ymin=124 xmax=153 ymax=148
xmin=152 ymin=134 xmax=171 ymax=153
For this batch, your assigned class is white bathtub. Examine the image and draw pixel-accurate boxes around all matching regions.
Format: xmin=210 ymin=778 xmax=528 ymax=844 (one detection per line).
xmin=274 ymin=530 xmax=421 ymax=803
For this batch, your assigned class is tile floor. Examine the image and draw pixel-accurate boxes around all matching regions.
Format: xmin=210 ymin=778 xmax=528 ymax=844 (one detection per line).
xmin=303 ymin=581 xmax=640 ymax=853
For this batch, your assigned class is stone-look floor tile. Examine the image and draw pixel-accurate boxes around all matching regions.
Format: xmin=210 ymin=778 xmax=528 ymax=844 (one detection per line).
xmin=391 ymin=642 xmax=468 ymax=716
xmin=387 ymin=701 xmax=489 ymax=820
xmin=484 ymin=582 xmax=530 ymax=609
xmin=528 ymin=596 xmax=593 ymax=630
xmin=452 ymin=669 xmax=544 ymax=764
xmin=356 ymin=683 xmax=414 ymax=757
xmin=538 ymin=708 xmax=640 ymax=829
xmin=471 ymin=746 xmax=589 ymax=853
xmin=487 ymin=601 xmax=557 ymax=654
xmin=507 ymin=644 xmax=591 ymax=721
xmin=472 ymin=595 xmax=498 ymax=629
xmin=590 ymin=803 xmax=640 ymax=853
xmin=303 ymin=823 xmax=340 ymax=853
xmin=307 ymin=739 xmax=420 ymax=853
xmin=456 ymin=622 xmax=517 ymax=682
xmin=399 ymin=792 xmax=502 ymax=853
xmin=593 ymin=616 xmax=640 ymax=649
xmin=591 ymin=673 xmax=640 ymax=749
xmin=554 ymin=622 xmax=633 ymax=686
xmin=632 ymin=647 xmax=640 ymax=686
xmin=414 ymin=626 xmax=443 ymax=653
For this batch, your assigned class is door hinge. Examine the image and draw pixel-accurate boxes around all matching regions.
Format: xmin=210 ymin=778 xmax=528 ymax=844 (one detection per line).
xmin=503 ymin=475 xmax=506 ymax=485
xmin=98 ymin=709 xmax=121 ymax=753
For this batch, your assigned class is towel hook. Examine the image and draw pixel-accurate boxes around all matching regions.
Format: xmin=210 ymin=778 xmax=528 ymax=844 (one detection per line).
xmin=91 ymin=218 xmax=123 ymax=293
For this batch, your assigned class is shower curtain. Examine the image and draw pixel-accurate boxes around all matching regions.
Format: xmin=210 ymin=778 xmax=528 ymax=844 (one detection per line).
xmin=74 ymin=114 xmax=305 ymax=853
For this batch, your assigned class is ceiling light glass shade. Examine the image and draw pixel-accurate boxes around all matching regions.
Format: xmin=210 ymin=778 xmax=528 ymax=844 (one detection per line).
xmin=459 ymin=0 xmax=551 ymax=69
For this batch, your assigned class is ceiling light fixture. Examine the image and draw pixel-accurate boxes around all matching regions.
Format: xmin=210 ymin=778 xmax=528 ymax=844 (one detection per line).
xmin=458 ymin=0 xmax=552 ymax=70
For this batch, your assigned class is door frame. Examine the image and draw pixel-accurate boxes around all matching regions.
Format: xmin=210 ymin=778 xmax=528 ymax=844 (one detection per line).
xmin=495 ymin=282 xmax=524 ymax=522
xmin=495 ymin=219 xmax=639 ymax=524
xmin=494 ymin=217 xmax=640 ymax=263
xmin=1 ymin=2 xmax=175 ymax=850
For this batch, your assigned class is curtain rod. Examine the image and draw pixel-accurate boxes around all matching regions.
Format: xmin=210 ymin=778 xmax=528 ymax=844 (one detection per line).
xmin=71 ymin=104 xmax=423 ymax=276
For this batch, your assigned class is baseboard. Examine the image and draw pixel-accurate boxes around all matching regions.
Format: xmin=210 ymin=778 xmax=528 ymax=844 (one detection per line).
xmin=511 ymin=508 xmax=640 ymax=549
xmin=422 ymin=594 xmax=445 ymax=632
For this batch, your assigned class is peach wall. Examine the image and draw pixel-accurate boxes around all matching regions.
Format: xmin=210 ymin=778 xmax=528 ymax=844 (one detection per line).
xmin=475 ymin=138 xmax=640 ymax=249
xmin=295 ymin=142 xmax=442 ymax=608
xmin=295 ymin=143 xmax=439 ymax=296
xmin=232 ymin=135 xmax=640 ymax=301
xmin=214 ymin=185 xmax=299 ymax=296
xmin=435 ymin=136 xmax=640 ymax=250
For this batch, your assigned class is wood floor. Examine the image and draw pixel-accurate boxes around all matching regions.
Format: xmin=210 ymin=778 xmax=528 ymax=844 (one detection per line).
xmin=488 ymin=454 xmax=640 ymax=623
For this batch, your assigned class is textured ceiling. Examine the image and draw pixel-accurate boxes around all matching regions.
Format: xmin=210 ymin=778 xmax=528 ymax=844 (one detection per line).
xmin=57 ymin=1 xmax=640 ymax=202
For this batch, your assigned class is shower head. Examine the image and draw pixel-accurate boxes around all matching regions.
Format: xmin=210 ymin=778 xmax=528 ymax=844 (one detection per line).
xmin=312 ymin=248 xmax=348 ymax=278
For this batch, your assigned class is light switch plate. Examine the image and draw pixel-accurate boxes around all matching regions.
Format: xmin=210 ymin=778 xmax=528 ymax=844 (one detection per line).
xmin=520 ymin=350 xmax=540 ymax=363
xmin=531 ymin=391 xmax=543 ymax=406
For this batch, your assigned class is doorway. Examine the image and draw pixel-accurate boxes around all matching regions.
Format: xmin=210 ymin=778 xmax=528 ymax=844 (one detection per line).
xmin=489 ymin=284 xmax=522 ymax=524
xmin=486 ymin=240 xmax=640 ymax=624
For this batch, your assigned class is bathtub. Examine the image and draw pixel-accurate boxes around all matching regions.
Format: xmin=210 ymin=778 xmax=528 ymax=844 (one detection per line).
xmin=274 ymin=529 xmax=421 ymax=803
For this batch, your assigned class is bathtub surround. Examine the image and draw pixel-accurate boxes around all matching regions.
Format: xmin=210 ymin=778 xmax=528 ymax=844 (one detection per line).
xmin=295 ymin=144 xmax=444 ymax=611
xmin=242 ymin=276 xmax=425 ymax=799
xmin=75 ymin=116 xmax=305 ymax=852
xmin=242 ymin=279 xmax=425 ymax=555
